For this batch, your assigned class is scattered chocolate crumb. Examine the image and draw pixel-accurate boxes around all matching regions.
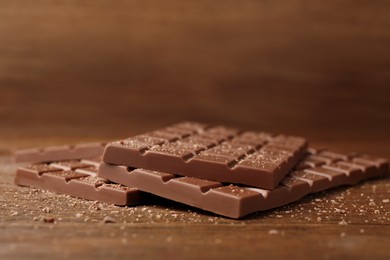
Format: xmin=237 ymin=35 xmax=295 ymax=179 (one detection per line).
xmin=42 ymin=207 xmax=51 ymax=213
xmin=338 ymin=219 xmax=348 ymax=225
xmin=382 ymin=199 xmax=389 ymax=203
xmin=103 ymin=216 xmax=116 ymax=223
xmin=43 ymin=217 xmax=55 ymax=223
xmin=268 ymin=229 xmax=279 ymax=235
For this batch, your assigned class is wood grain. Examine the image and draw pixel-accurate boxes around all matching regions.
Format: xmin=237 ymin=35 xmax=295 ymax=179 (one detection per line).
xmin=1 ymin=156 xmax=389 ymax=259
xmin=0 ymin=1 xmax=389 ymax=259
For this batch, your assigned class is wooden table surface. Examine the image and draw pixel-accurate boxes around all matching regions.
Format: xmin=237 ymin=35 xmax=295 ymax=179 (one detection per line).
xmin=1 ymin=1 xmax=389 ymax=259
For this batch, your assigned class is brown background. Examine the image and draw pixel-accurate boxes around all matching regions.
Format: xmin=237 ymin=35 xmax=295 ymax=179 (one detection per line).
xmin=0 ymin=1 xmax=389 ymax=259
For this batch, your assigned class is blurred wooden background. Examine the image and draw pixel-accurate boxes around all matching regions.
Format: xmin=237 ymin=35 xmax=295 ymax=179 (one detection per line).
xmin=0 ymin=0 xmax=389 ymax=155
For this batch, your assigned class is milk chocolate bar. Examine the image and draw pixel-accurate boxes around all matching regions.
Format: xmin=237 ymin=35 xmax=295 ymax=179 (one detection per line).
xmin=102 ymin=122 xmax=308 ymax=189
xmin=15 ymin=158 xmax=142 ymax=206
xmin=98 ymin=150 xmax=388 ymax=218
xmin=14 ymin=142 xmax=107 ymax=163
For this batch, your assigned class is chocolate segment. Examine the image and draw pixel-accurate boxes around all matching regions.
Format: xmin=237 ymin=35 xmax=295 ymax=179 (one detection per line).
xmin=14 ymin=142 xmax=107 ymax=163
xmin=102 ymin=122 xmax=308 ymax=189
xmin=15 ymin=158 xmax=142 ymax=206
xmin=98 ymin=151 xmax=388 ymax=218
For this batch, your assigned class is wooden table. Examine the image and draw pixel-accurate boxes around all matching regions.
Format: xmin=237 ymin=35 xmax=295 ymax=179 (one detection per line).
xmin=1 ymin=1 xmax=389 ymax=259
xmin=1 ymin=133 xmax=389 ymax=259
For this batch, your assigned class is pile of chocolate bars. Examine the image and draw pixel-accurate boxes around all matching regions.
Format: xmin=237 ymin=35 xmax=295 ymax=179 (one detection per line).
xmin=14 ymin=122 xmax=389 ymax=218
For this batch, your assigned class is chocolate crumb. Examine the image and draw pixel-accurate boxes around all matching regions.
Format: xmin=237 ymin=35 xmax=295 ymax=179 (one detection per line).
xmin=268 ymin=229 xmax=279 ymax=235
xmin=338 ymin=219 xmax=348 ymax=225
xmin=43 ymin=217 xmax=55 ymax=223
xmin=103 ymin=216 xmax=116 ymax=223
xmin=42 ymin=207 xmax=51 ymax=213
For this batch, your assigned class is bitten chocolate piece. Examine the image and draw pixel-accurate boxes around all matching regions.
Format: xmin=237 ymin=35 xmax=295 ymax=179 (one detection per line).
xmin=15 ymin=158 xmax=142 ymax=206
xmin=98 ymin=150 xmax=388 ymax=218
xmin=102 ymin=122 xmax=308 ymax=189
xmin=14 ymin=142 xmax=107 ymax=163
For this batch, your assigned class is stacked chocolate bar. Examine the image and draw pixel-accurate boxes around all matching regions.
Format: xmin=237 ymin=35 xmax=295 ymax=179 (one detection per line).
xmin=14 ymin=122 xmax=389 ymax=218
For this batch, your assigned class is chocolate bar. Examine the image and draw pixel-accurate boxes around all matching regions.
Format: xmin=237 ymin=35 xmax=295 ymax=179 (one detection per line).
xmin=102 ymin=122 xmax=308 ymax=189
xmin=14 ymin=142 xmax=107 ymax=163
xmin=98 ymin=150 xmax=388 ymax=218
xmin=15 ymin=158 xmax=143 ymax=206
